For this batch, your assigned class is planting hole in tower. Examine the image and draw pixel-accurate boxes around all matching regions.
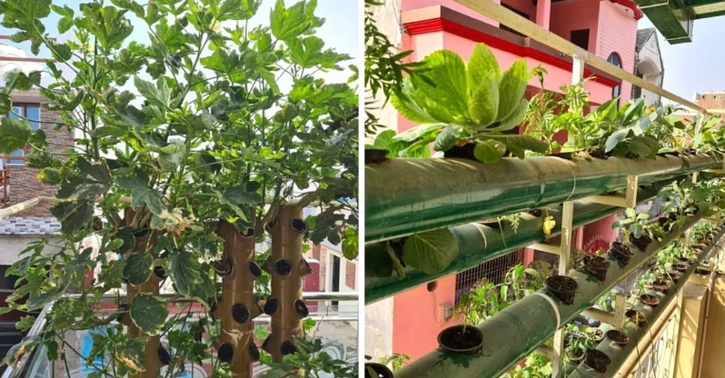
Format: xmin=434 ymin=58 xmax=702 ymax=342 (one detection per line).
xmin=218 ymin=343 xmax=234 ymax=363
xmin=294 ymin=299 xmax=309 ymax=318
xmin=232 ymin=303 xmax=250 ymax=324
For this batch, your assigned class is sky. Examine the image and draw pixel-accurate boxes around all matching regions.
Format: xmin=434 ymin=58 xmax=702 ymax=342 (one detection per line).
xmin=638 ymin=17 xmax=725 ymax=102
xmin=0 ymin=0 xmax=360 ymax=85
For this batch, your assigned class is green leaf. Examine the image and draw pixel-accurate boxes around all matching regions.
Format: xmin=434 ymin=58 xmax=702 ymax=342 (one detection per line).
xmin=474 ymin=140 xmax=506 ymax=164
xmin=402 ymin=229 xmax=459 ymax=274
xmin=214 ymin=0 xmax=261 ymax=21
xmin=169 ymin=251 xmax=200 ymax=297
xmin=270 ymin=0 xmax=318 ymax=41
xmin=341 ymin=228 xmax=358 ymax=260
xmin=134 ymin=76 xmax=170 ymax=109
xmin=492 ymin=135 xmax=548 ymax=159
xmin=123 ymin=253 xmax=153 ymax=285
xmin=434 ymin=125 xmax=462 ymax=151
xmin=620 ymin=98 xmax=645 ymax=125
xmin=411 ymin=50 xmax=470 ymax=120
xmin=496 ymin=59 xmax=529 ymax=122
xmin=0 ymin=116 xmax=31 ymax=154
xmin=157 ymin=141 xmax=184 ymax=171
xmin=115 ymin=169 xmax=165 ymax=215
xmin=469 ymin=73 xmax=499 ymax=127
xmin=490 ymin=98 xmax=527 ymax=132
xmin=467 ymin=44 xmax=500 ymax=89
xmin=393 ymin=123 xmax=446 ymax=142
xmin=50 ymin=201 xmax=94 ymax=234
xmin=391 ymin=83 xmax=438 ymax=124
xmin=130 ymin=294 xmax=168 ymax=336
xmin=27 ymin=289 xmax=61 ymax=311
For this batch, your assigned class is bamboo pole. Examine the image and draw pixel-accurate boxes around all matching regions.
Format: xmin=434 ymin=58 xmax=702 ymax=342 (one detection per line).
xmin=122 ymin=208 xmax=162 ymax=378
xmin=263 ymin=203 xmax=312 ymax=362
xmin=215 ymin=217 xmax=262 ymax=377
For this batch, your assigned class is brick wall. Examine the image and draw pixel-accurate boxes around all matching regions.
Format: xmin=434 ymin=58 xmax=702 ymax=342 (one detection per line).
xmin=596 ymin=0 xmax=637 ymax=104
xmin=699 ymin=93 xmax=725 ymax=110
xmin=4 ymin=91 xmax=73 ymax=218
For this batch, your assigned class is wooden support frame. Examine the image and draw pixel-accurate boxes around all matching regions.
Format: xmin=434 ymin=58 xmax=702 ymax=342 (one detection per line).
xmin=581 ymin=293 xmax=627 ymax=328
xmin=528 ymin=242 xmax=561 ymax=255
xmin=454 ymin=0 xmax=708 ymax=113
xmin=588 ymin=175 xmax=639 ymax=208
xmin=551 ymin=201 xmax=575 ymax=377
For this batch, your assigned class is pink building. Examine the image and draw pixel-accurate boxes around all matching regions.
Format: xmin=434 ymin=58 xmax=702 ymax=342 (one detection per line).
xmin=370 ymin=0 xmax=643 ymax=361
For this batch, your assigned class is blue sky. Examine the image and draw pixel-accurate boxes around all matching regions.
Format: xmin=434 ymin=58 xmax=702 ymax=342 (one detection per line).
xmin=639 ymin=17 xmax=725 ymax=102
xmin=0 ymin=0 xmax=359 ymax=84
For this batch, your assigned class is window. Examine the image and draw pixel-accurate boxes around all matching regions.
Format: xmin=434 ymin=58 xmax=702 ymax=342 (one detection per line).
xmin=6 ymin=104 xmax=41 ymax=166
xmin=571 ymin=30 xmax=590 ymax=50
xmin=607 ymin=53 xmax=622 ymax=105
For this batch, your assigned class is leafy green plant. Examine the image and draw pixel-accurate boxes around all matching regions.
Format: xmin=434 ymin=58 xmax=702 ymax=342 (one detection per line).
xmin=261 ymin=337 xmax=357 ymax=378
xmin=564 ymin=324 xmax=593 ymax=362
xmin=0 ymin=0 xmax=357 ymax=376
xmin=364 ymin=0 xmax=422 ymax=136
xmin=455 ymin=280 xmax=507 ymax=327
xmin=612 ymin=208 xmax=651 ymax=245
xmin=524 ymin=77 xmax=590 ymax=155
xmin=390 ymin=44 xmax=548 ymax=163
xmin=376 ymin=353 xmax=412 ymax=372
xmin=503 ymin=264 xmax=548 ymax=301
xmin=502 ymin=353 xmax=552 ymax=378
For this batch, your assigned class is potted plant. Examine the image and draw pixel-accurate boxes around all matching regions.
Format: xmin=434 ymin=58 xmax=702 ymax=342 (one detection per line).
xmin=565 ymin=325 xmax=592 ymax=363
xmin=390 ymin=44 xmax=548 ymax=163
xmin=585 ymin=349 xmax=612 ymax=373
xmin=613 ymin=208 xmax=653 ymax=251
xmin=545 ymin=275 xmax=578 ymax=305
xmin=625 ymin=310 xmax=647 ymax=327
xmin=639 ymin=293 xmax=660 ymax=307
xmin=610 ymin=242 xmax=634 ymax=265
xmin=582 ymin=255 xmax=610 ymax=281
xmin=605 ymin=329 xmax=629 ymax=346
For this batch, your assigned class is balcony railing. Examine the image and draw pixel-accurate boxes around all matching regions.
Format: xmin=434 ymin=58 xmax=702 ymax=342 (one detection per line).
xmin=1 ymin=292 xmax=359 ymax=378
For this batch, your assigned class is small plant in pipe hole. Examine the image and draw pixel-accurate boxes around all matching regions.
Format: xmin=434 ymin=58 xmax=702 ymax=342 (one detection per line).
xmin=501 ymin=353 xmax=552 ymax=378
xmin=390 ymin=43 xmax=548 ymax=163
xmin=564 ymin=324 xmax=594 ymax=363
xmin=613 ymin=208 xmax=653 ymax=251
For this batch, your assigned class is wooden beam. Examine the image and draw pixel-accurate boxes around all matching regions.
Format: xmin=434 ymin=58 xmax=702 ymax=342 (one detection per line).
xmin=455 ymin=0 xmax=707 ymax=113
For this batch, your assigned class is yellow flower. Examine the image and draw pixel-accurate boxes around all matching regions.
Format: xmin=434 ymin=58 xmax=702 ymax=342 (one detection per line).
xmin=543 ymin=216 xmax=556 ymax=236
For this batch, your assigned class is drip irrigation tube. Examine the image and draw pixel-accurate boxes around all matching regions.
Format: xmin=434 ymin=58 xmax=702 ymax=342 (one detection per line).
xmin=393 ymin=211 xmax=707 ymax=378
xmin=568 ymin=227 xmax=725 ymax=378
xmin=366 ymin=153 xmax=721 ymax=243
xmin=366 ymin=180 xmax=676 ymax=304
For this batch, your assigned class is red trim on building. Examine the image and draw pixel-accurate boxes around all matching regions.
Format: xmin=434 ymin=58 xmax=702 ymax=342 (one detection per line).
xmin=405 ymin=19 xmax=620 ymax=88
xmin=609 ymin=0 xmax=643 ymax=20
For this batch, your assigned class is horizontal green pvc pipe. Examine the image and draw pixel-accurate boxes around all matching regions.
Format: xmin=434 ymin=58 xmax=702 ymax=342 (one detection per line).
xmin=394 ymin=212 xmax=706 ymax=378
xmin=568 ymin=228 xmax=725 ymax=378
xmin=366 ymin=181 xmax=675 ymax=304
xmin=366 ymin=153 xmax=721 ymax=243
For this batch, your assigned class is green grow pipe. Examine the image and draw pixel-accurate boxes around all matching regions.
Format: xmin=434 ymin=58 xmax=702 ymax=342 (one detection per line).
xmin=394 ymin=212 xmax=706 ymax=378
xmin=568 ymin=227 xmax=725 ymax=378
xmin=366 ymin=153 xmax=721 ymax=243
xmin=366 ymin=180 xmax=675 ymax=304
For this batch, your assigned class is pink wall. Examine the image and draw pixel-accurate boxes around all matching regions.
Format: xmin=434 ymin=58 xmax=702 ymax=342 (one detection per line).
xmin=403 ymin=0 xmax=501 ymax=26
xmin=398 ymin=30 xmax=615 ymax=133
xmin=550 ymin=0 xmax=600 ymax=54
xmin=582 ymin=215 xmax=621 ymax=254
xmin=393 ymin=275 xmax=460 ymax=359
xmin=596 ymin=1 xmax=637 ymax=103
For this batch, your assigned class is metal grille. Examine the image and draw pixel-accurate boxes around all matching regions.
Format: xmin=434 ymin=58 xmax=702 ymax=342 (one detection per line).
xmin=454 ymin=250 xmax=523 ymax=303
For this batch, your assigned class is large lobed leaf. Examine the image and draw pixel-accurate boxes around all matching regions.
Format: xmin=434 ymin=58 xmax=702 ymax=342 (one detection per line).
xmin=402 ymin=228 xmax=459 ymax=274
